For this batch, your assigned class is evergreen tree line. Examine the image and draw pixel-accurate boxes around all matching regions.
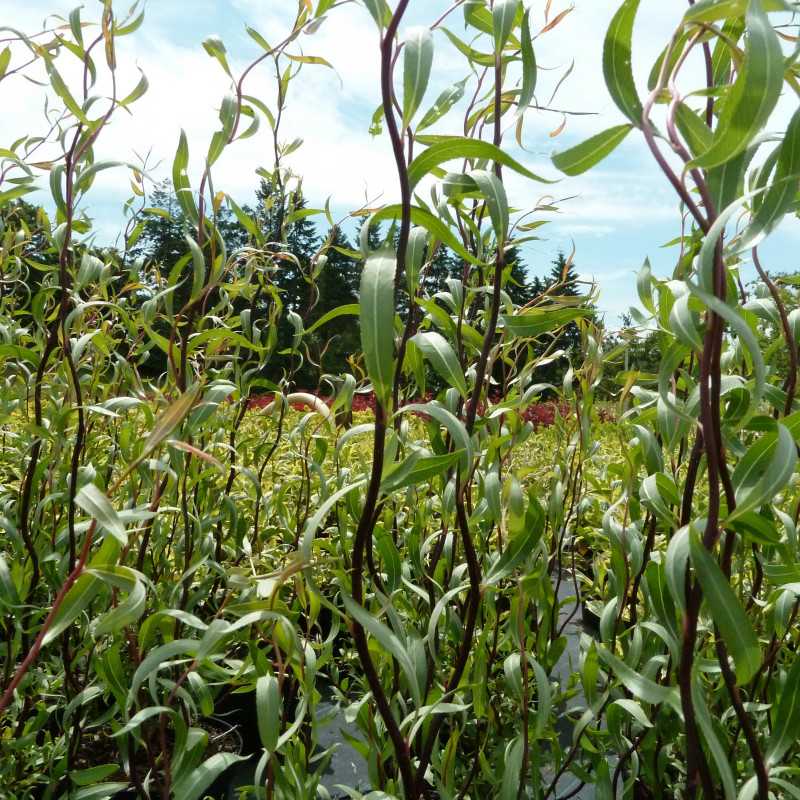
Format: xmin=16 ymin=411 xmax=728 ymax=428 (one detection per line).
xmin=2 ymin=179 xmax=585 ymax=389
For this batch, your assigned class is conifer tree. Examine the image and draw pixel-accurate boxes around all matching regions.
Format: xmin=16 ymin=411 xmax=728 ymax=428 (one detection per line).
xmin=309 ymin=226 xmax=361 ymax=380
xmin=504 ymin=246 xmax=532 ymax=306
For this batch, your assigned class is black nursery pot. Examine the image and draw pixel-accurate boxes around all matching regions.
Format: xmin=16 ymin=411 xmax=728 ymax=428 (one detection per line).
xmin=111 ymin=715 xmax=246 ymax=800
xmin=212 ymin=688 xmax=262 ymax=751
xmin=581 ymin=600 xmax=601 ymax=632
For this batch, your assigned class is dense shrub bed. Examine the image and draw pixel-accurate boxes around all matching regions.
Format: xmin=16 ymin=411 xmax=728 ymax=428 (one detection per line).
xmin=1 ymin=1 xmax=800 ymax=799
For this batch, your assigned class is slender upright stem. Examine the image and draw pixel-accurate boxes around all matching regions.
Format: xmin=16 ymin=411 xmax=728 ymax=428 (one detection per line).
xmin=348 ymin=4 xmax=418 ymax=797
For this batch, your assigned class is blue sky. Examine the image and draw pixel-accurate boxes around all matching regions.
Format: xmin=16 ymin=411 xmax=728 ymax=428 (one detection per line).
xmin=5 ymin=0 xmax=799 ymax=323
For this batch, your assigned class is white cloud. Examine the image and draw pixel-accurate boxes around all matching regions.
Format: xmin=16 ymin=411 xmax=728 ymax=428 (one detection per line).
xmin=2 ymin=0 xmax=407 ymax=213
xmin=0 ymin=0 xmax=697 ymax=231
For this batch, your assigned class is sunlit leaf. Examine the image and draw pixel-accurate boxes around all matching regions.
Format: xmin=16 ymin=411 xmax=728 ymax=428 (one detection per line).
xmin=360 ymin=250 xmax=396 ymax=407
xmin=411 ymin=331 xmax=468 ymax=397
xmin=552 ymin=124 xmax=634 ymax=176
xmin=403 ymin=27 xmax=434 ymax=127
xmin=492 ymin=0 xmax=519 ymax=52
xmin=75 ymin=484 xmax=126 ymax=545
xmin=418 ymin=77 xmax=468 ymax=131
xmin=517 ymin=8 xmax=537 ymax=116
xmin=603 ymin=0 xmax=643 ymax=125
xmin=693 ymin=0 xmax=784 ymax=169
xmin=408 ymin=136 xmax=554 ymax=190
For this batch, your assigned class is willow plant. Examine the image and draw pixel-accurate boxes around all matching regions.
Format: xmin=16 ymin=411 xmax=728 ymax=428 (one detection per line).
xmin=4 ymin=0 xmax=799 ymax=799
xmin=0 ymin=2 xmax=347 ymax=797
xmin=323 ymin=1 xmax=597 ymax=798
xmin=552 ymin=0 xmax=800 ymax=797
xmin=1 ymin=0 xmax=595 ymax=796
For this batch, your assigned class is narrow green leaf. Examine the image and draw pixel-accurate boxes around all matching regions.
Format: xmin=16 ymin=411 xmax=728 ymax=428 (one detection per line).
xmin=127 ymin=640 xmax=199 ymax=708
xmin=185 ymin=234 xmax=206 ymax=302
xmin=603 ymin=0 xmax=643 ymax=125
xmin=674 ymin=102 xmax=712 ymax=155
xmin=470 ymin=168 xmax=508 ymax=243
xmin=439 ymin=27 xmax=495 ymax=67
xmin=689 ymin=530 xmax=761 ymax=684
xmin=245 ymin=27 xmax=271 ymax=53
xmin=669 ymin=293 xmax=704 ymax=351
xmin=398 ymin=402 xmax=473 ymax=465
xmin=70 ymin=765 xmax=119 ymax=787
xmin=202 ymin=35 xmax=232 ymax=75
xmin=171 ymin=753 xmax=248 ymax=800
xmin=684 ymin=0 xmax=792 ymax=23
xmin=115 ymin=8 xmax=146 ymax=36
xmin=598 ymin=646 xmax=682 ymax=713
xmin=342 ymin=593 xmax=422 ymax=706
xmin=411 ymin=331 xmax=468 ymax=397
xmin=418 ymin=77 xmax=468 ymax=131
xmin=674 ymin=102 xmax=756 ymax=211
xmin=362 ymin=0 xmax=390 ymax=28
xmin=689 ymin=283 xmax=765 ymax=420
xmin=694 ymin=0 xmax=784 ymax=169
xmin=730 ymin=424 xmax=797 ymax=521
xmin=172 ymin=129 xmax=198 ymax=223
xmin=767 ymin=653 xmax=800 ymax=765
xmin=256 ymin=674 xmax=281 ymax=751
xmin=484 ymin=471 xmax=502 ymax=523
xmin=121 ymin=384 xmax=202 ymax=480
xmin=300 ymin=480 xmax=366 ymax=559
xmin=0 ymin=184 xmax=37 ymax=207
xmin=0 ymin=47 xmax=11 ymax=80
xmin=464 ymin=0 xmax=494 ymax=33
xmin=227 ymin=195 xmax=261 ymax=239
xmin=403 ymin=27 xmax=434 ymax=127
xmin=380 ymin=450 xmax=462 ymax=494
xmin=500 ymin=736 xmax=524 ymax=800
xmin=634 ymin=424 xmax=664 ymax=474
xmin=92 ymin=580 xmax=146 ymax=637
xmin=0 ymin=554 xmax=19 ymax=607
xmin=72 ymin=784 xmax=131 ymax=800
xmin=75 ymin=484 xmax=126 ymax=544
xmin=501 ymin=307 xmax=590 ymax=338
xmin=112 ymin=706 xmax=172 ymax=737
xmin=371 ymin=203 xmax=484 ymax=266
xmin=517 ymin=9 xmax=537 ymax=115
xmin=640 ymin=472 xmax=680 ymax=524
xmin=612 ymin=698 xmax=654 ymax=728
xmin=484 ymin=524 xmax=540 ymax=586
xmin=529 ymin=657 xmax=551 ymax=738
xmin=360 ymin=251 xmax=396 ymax=407
xmin=552 ymin=124 xmax=634 ymax=176
xmin=596 ymin=761 xmax=613 ymax=800
xmin=46 ymin=61 xmax=88 ymax=123
xmin=405 ymin=226 xmax=428 ymax=294
xmin=493 ymin=0 xmax=519 ymax=52
xmin=42 ymin=573 xmax=102 ymax=646
xmin=692 ymin=670 xmax=736 ymax=800
xmin=285 ymin=53 xmax=336 ymax=70
xmin=407 ymin=136 xmax=554 ymax=190
xmin=648 ymin=29 xmax=692 ymax=91
xmin=742 ymin=106 xmax=800 ymax=247
xmin=304 ymin=303 xmax=359 ymax=335
xmin=120 ymin=68 xmax=149 ymax=106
